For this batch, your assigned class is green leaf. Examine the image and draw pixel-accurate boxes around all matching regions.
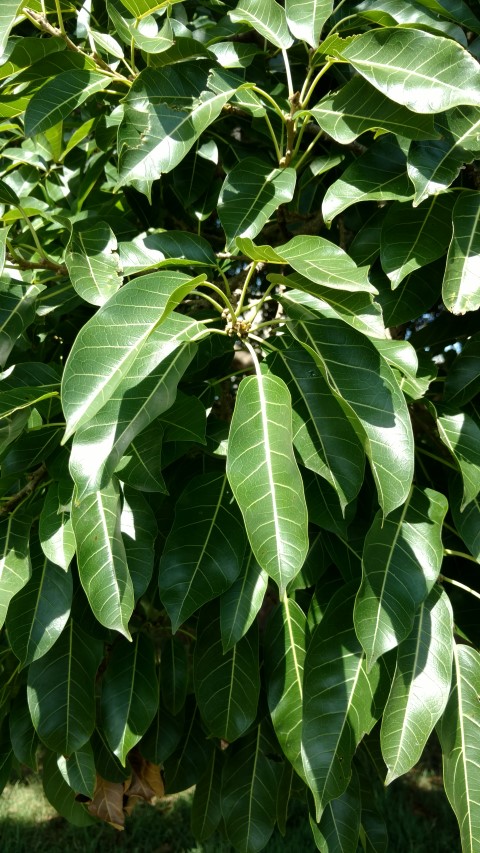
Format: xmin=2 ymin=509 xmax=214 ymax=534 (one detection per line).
xmin=266 ymin=340 xmax=365 ymax=509
xmin=229 ymin=0 xmax=293 ymax=49
xmin=278 ymin=279 xmax=385 ymax=339
xmin=160 ymin=391 xmax=206 ymax=444
xmin=0 ymin=1 xmax=25 ymax=57
xmin=61 ymin=271 xmax=205 ymax=440
xmin=161 ymin=636 xmax=188 ymax=716
xmin=309 ymin=767 xmax=361 ymax=853
xmin=438 ymin=644 xmax=480 ymax=853
xmin=6 ymin=536 xmax=72 ymax=667
xmin=380 ymin=194 xmax=454 ymax=288
xmin=372 ymin=259 xmax=442 ymax=327
xmin=68 ymin=316 xmax=199 ymax=500
xmin=42 ymin=750 xmax=95 ymax=826
xmin=302 ymin=585 xmax=388 ymax=821
xmin=158 ymin=471 xmax=247 ymax=632
xmin=108 ymin=0 xmax=174 ymax=53
xmin=27 ymin=620 xmax=103 ymax=755
xmin=163 ymin=698 xmax=213 ymax=793
xmin=118 ymin=231 xmax=216 ymax=276
xmin=354 ymin=487 xmax=448 ymax=668
xmin=57 ymin=741 xmax=96 ymax=799
xmin=71 ymin=477 xmax=134 ymax=639
xmin=437 ymin=409 xmax=480 ymax=508
xmin=308 ymin=76 xmax=437 ymax=144
xmin=117 ymin=68 xmax=237 ymax=196
xmin=38 ymin=482 xmax=75 ymax=571
xmin=0 ymin=226 xmax=10 ymax=277
xmin=444 ymin=333 xmax=480 ymax=406
xmin=381 ymin=586 xmax=453 ymax=783
xmin=194 ymin=604 xmax=259 ymax=741
xmin=450 ymin=476 xmax=480 ymax=563
xmin=221 ymin=726 xmax=278 ymax=853
xmin=340 ymin=28 xmax=480 ymax=113
xmin=443 ymin=192 xmax=480 ymax=315
xmin=0 ymin=281 xmax=43 ymax=369
xmin=288 ymin=316 xmax=414 ymax=515
xmin=191 ymin=748 xmax=223 ymax=841
xmin=65 ymin=221 xmax=122 ymax=307
xmin=116 ymin=422 xmax=167 ymax=494
xmin=24 ymin=71 xmax=111 ymax=136
xmin=9 ymin=687 xmax=38 ymax=770
xmin=219 ymin=158 xmax=296 ymax=250
xmin=272 ymin=235 xmax=376 ymax=294
xmin=101 ymin=632 xmax=158 ymax=765
xmin=285 ymin=0 xmax=332 ymax=48
xmin=264 ymin=598 xmax=307 ymax=779
xmin=220 ymin=549 xmax=268 ymax=653
xmin=120 ymin=486 xmax=157 ymax=601
xmin=226 ymin=371 xmax=309 ymax=594
xmin=0 ymin=509 xmax=32 ymax=629
xmin=322 ymin=137 xmax=413 ymax=224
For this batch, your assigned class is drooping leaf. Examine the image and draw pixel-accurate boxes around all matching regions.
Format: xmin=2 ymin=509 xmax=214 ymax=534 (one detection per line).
xmin=101 ymin=632 xmax=158 ymax=765
xmin=229 ymin=0 xmax=294 ymax=49
xmin=354 ymin=487 xmax=448 ymax=668
xmin=9 ymin=686 xmax=38 ymax=770
xmin=120 ymin=486 xmax=157 ymax=601
xmin=27 ymin=620 xmax=103 ymax=755
xmin=309 ymin=767 xmax=361 ymax=853
xmin=436 ymin=408 xmax=480 ymax=508
xmin=57 ymin=741 xmax=96 ymax=799
xmin=220 ymin=549 xmax=268 ymax=652
xmin=226 ymin=370 xmax=309 ymax=593
xmin=339 ymin=28 xmax=480 ymax=113
xmin=158 ymin=471 xmax=247 ymax=631
xmin=218 ymin=158 xmax=296 ymax=250
xmin=444 ymin=333 xmax=480 ymax=406
xmin=380 ymin=586 xmax=453 ymax=783
xmin=38 ymin=482 xmax=75 ymax=571
xmin=194 ymin=604 xmax=259 ymax=742
xmin=438 ymin=644 xmax=480 ymax=853
xmin=0 ymin=509 xmax=32 ymax=629
xmin=191 ymin=748 xmax=223 ymax=841
xmin=42 ymin=750 xmax=95 ymax=827
xmin=288 ymin=316 xmax=414 ymax=515
xmin=61 ymin=271 xmax=205 ymax=440
xmin=161 ymin=636 xmax=188 ymax=716
xmin=443 ymin=192 xmax=480 ymax=315
xmin=71 ymin=477 xmax=134 ymax=639
xmin=450 ymin=476 xmax=480 ymax=563
xmin=163 ymin=698 xmax=213 ymax=794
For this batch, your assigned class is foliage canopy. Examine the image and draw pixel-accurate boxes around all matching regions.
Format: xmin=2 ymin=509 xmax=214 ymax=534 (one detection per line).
xmin=0 ymin=1 xmax=480 ymax=850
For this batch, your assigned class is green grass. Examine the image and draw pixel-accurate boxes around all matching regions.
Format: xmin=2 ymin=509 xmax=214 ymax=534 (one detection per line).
xmin=0 ymin=758 xmax=461 ymax=853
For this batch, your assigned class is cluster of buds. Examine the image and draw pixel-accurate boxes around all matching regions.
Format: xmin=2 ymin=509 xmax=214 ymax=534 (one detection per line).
xmin=221 ymin=308 xmax=251 ymax=339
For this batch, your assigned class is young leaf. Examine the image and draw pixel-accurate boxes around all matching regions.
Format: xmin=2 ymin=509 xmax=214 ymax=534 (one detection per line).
xmin=226 ymin=371 xmax=309 ymax=593
xmin=285 ymin=0 xmax=332 ymax=48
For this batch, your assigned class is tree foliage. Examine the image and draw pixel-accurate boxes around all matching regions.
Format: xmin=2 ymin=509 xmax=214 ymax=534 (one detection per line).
xmin=0 ymin=1 xmax=480 ymax=850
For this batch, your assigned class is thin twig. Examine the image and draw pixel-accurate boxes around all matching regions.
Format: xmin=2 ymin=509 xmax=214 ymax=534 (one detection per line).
xmin=0 ymin=464 xmax=48 ymax=517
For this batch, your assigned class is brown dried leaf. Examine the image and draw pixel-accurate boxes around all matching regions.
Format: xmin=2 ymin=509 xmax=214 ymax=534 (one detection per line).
xmin=87 ymin=775 xmax=126 ymax=830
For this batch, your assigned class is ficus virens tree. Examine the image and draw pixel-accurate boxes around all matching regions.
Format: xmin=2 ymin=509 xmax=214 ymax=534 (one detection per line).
xmin=0 ymin=0 xmax=480 ymax=849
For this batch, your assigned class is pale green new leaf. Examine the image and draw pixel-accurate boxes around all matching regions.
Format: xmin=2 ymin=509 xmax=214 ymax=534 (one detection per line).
xmin=285 ymin=0 xmax=332 ymax=48
xmin=220 ymin=549 xmax=268 ymax=653
xmin=322 ymin=137 xmax=413 ymax=224
xmin=24 ymin=71 xmax=111 ymax=136
xmin=308 ymin=76 xmax=436 ymax=144
xmin=229 ymin=0 xmax=293 ymax=49
xmin=6 ymin=537 xmax=72 ymax=667
xmin=71 ymin=477 xmax=134 ymax=639
xmin=65 ymin=221 xmax=122 ymax=307
xmin=61 ymin=271 xmax=204 ymax=440
xmin=381 ymin=586 xmax=453 ymax=783
xmin=288 ymin=316 xmax=414 ymax=516
xmin=340 ymin=28 xmax=480 ymax=113
xmin=218 ymin=158 xmax=296 ymax=250
xmin=38 ymin=483 xmax=75 ymax=571
xmin=0 ymin=510 xmax=32 ymax=629
xmin=437 ymin=409 xmax=480 ymax=508
xmin=27 ymin=620 xmax=103 ymax=755
xmin=101 ymin=633 xmax=158 ymax=765
xmin=438 ymin=645 xmax=480 ymax=853
xmin=226 ymin=371 xmax=309 ymax=593
xmin=194 ymin=605 xmax=259 ymax=742
xmin=354 ymin=487 xmax=448 ymax=668
xmin=158 ymin=471 xmax=247 ymax=632
xmin=264 ymin=598 xmax=307 ymax=780
xmin=443 ymin=192 xmax=480 ymax=315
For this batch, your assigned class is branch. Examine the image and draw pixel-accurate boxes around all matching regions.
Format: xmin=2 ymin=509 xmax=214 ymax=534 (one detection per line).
xmin=0 ymin=464 xmax=48 ymax=517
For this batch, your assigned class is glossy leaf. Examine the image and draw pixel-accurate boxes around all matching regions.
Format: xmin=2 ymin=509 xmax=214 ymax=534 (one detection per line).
xmin=65 ymin=221 xmax=122 ymax=307
xmin=226 ymin=371 xmax=309 ymax=593
xmin=71 ymin=477 xmax=134 ymax=639
xmin=25 ymin=71 xmax=111 ymax=136
xmin=120 ymin=487 xmax=157 ymax=601
xmin=354 ymin=487 xmax=448 ymax=668
xmin=6 ymin=537 xmax=72 ymax=667
xmin=61 ymin=271 xmax=204 ymax=440
xmin=288 ymin=316 xmax=414 ymax=515
xmin=380 ymin=586 xmax=453 ymax=783
xmin=0 ymin=510 xmax=32 ymax=629
xmin=443 ymin=192 xmax=480 ymax=315
xmin=444 ymin=333 xmax=480 ymax=405
xmin=27 ymin=620 xmax=103 ymax=755
xmin=101 ymin=632 xmax=158 ymax=765
xmin=438 ymin=644 xmax=480 ymax=853
xmin=437 ymin=409 xmax=480 ymax=508
xmin=194 ymin=605 xmax=259 ymax=742
xmin=264 ymin=598 xmax=307 ymax=779
xmin=158 ymin=471 xmax=247 ymax=631
xmin=220 ymin=549 xmax=268 ymax=652
xmin=38 ymin=482 xmax=75 ymax=571
xmin=57 ymin=741 xmax=96 ymax=799
xmin=310 ymin=767 xmax=361 ymax=853
xmin=277 ymin=278 xmax=385 ymax=339
xmin=219 ymin=158 xmax=296 ymax=250
xmin=0 ymin=1 xmax=24 ymax=57
xmin=285 ymin=0 xmax=331 ymax=47
xmin=229 ymin=0 xmax=293 ymax=49
xmin=340 ymin=28 xmax=480 ymax=113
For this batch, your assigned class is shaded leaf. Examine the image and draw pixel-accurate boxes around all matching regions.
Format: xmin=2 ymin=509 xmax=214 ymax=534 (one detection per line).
xmin=309 ymin=767 xmax=361 ymax=853
xmin=57 ymin=741 xmax=96 ymax=799
xmin=443 ymin=192 xmax=480 ymax=315
xmin=0 ymin=509 xmax=32 ymax=629
xmin=161 ymin=636 xmax=188 ymax=716
xmin=120 ymin=486 xmax=157 ymax=601
xmin=43 ymin=750 xmax=95 ymax=826
xmin=220 ymin=548 xmax=268 ymax=652
xmin=38 ymin=482 xmax=75 ymax=571
xmin=437 ymin=408 xmax=480 ymax=508
xmin=191 ymin=748 xmax=223 ymax=841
